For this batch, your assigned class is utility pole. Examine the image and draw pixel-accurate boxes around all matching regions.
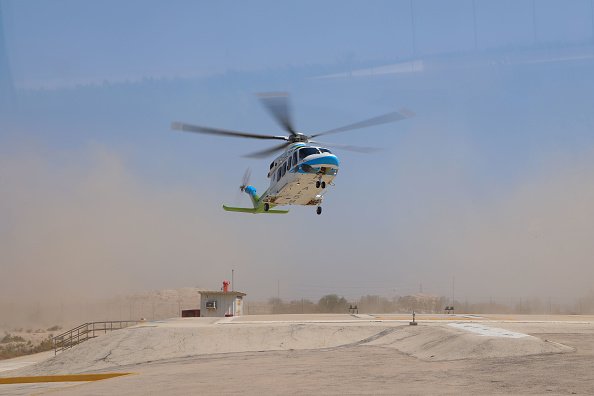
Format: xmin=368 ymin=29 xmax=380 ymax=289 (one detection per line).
xmin=232 ymin=269 xmax=234 ymax=291
xmin=451 ymin=276 xmax=455 ymax=308
xmin=549 ymin=297 xmax=551 ymax=314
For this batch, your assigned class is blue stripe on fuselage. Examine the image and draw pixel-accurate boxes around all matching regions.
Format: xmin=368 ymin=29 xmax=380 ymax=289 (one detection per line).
xmin=303 ymin=155 xmax=340 ymax=167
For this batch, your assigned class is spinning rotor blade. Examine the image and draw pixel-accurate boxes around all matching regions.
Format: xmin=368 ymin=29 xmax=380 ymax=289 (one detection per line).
xmin=171 ymin=122 xmax=288 ymax=141
xmin=239 ymin=167 xmax=252 ymax=192
xmin=242 ymin=168 xmax=252 ymax=187
xmin=310 ymin=109 xmax=415 ymax=138
xmin=243 ymin=142 xmax=292 ymax=159
xmin=309 ymin=141 xmax=380 ymax=154
xmin=257 ymin=92 xmax=297 ymax=136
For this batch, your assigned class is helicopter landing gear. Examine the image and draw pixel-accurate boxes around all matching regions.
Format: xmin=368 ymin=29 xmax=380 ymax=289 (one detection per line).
xmin=264 ymin=203 xmax=270 ymax=212
xmin=316 ymin=206 xmax=322 ymax=215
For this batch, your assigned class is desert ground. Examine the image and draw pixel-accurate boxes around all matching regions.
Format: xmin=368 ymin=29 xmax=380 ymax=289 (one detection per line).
xmin=1 ymin=314 xmax=593 ymax=395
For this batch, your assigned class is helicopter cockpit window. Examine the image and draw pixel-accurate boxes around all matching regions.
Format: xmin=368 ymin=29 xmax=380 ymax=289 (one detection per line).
xmin=298 ymin=147 xmax=319 ymax=160
xmin=293 ymin=152 xmax=298 ymax=164
xmin=319 ymin=148 xmax=332 ymax=154
xmin=270 ymin=162 xmax=274 ymax=170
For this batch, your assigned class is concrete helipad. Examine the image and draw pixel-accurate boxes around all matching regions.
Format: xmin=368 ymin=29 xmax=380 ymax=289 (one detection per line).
xmin=1 ymin=314 xmax=593 ymax=395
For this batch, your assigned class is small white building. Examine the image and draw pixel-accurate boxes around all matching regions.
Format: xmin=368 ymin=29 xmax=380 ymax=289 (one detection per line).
xmin=199 ymin=290 xmax=246 ymax=317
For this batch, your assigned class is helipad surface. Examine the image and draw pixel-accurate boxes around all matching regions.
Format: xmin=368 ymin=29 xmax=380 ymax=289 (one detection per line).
xmin=1 ymin=314 xmax=593 ymax=395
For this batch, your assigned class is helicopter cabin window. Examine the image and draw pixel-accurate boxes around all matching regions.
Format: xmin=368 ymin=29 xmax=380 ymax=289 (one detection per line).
xmin=277 ymin=168 xmax=281 ymax=180
xmin=298 ymin=147 xmax=319 ymax=160
xmin=293 ymin=152 xmax=298 ymax=164
xmin=319 ymin=148 xmax=332 ymax=154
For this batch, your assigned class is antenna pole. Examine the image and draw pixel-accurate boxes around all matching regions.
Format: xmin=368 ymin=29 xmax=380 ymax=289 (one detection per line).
xmin=452 ymin=276 xmax=455 ymax=308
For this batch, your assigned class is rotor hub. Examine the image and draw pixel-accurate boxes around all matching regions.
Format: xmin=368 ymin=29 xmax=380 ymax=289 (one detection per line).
xmin=289 ymin=133 xmax=309 ymax=143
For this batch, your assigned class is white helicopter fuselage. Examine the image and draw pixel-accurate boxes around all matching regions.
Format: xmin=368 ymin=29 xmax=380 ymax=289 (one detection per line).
xmin=260 ymin=143 xmax=339 ymax=207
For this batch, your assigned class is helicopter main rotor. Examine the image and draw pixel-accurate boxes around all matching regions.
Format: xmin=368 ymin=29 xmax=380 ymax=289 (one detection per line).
xmin=171 ymin=92 xmax=414 ymax=158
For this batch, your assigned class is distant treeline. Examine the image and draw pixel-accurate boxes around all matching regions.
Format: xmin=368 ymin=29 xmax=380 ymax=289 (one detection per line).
xmin=248 ymin=294 xmax=448 ymax=315
xmin=245 ymin=292 xmax=594 ymax=315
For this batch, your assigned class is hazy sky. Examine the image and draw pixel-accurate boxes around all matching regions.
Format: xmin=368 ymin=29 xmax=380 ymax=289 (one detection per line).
xmin=2 ymin=0 xmax=594 ymax=305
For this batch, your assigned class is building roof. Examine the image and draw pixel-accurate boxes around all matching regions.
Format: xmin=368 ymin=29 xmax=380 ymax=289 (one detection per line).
xmin=199 ymin=290 xmax=246 ymax=297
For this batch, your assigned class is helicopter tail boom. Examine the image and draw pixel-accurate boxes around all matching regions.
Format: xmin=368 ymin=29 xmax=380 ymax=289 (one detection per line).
xmin=243 ymin=185 xmax=260 ymax=208
xmin=227 ymin=177 xmax=289 ymax=214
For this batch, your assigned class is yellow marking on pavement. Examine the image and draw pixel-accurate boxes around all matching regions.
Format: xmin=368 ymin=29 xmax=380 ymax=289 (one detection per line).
xmin=0 ymin=372 xmax=133 ymax=384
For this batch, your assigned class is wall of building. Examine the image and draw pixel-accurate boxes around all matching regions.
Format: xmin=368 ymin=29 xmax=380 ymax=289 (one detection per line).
xmin=199 ymin=293 xmax=244 ymax=317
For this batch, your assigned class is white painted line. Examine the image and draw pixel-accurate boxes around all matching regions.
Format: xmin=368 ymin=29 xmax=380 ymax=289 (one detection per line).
xmin=449 ymin=323 xmax=532 ymax=338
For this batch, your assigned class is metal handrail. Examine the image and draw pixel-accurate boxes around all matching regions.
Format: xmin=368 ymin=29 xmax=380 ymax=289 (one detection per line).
xmin=53 ymin=320 xmax=140 ymax=354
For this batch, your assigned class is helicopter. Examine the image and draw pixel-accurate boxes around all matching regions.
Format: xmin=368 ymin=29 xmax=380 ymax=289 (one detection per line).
xmin=171 ymin=93 xmax=414 ymax=215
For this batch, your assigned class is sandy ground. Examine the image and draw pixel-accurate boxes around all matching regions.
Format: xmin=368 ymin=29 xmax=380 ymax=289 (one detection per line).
xmin=0 ymin=351 xmax=54 ymax=373
xmin=1 ymin=314 xmax=593 ymax=395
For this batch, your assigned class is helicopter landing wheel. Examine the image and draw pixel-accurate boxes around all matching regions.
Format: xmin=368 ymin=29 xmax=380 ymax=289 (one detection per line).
xmin=321 ymin=181 xmax=326 ymax=189
xmin=316 ymin=206 xmax=322 ymax=215
xmin=316 ymin=181 xmax=321 ymax=188
xmin=264 ymin=203 xmax=270 ymax=212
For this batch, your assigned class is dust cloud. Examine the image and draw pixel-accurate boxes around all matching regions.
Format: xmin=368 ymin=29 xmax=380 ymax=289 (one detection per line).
xmin=388 ymin=141 xmax=594 ymax=303
xmin=0 ymin=144 xmax=246 ymax=306
xmin=2 ymin=129 xmax=594 ymax=328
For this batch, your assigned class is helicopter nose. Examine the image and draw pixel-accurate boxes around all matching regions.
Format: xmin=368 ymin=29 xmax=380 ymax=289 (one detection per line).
xmin=303 ymin=153 xmax=340 ymax=167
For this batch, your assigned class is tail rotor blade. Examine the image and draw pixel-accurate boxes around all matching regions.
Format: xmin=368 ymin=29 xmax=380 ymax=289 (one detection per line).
xmin=242 ymin=168 xmax=252 ymax=188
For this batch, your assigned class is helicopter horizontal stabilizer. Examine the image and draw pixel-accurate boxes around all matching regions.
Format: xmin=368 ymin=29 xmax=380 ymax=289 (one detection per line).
xmin=222 ymin=205 xmax=289 ymax=214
